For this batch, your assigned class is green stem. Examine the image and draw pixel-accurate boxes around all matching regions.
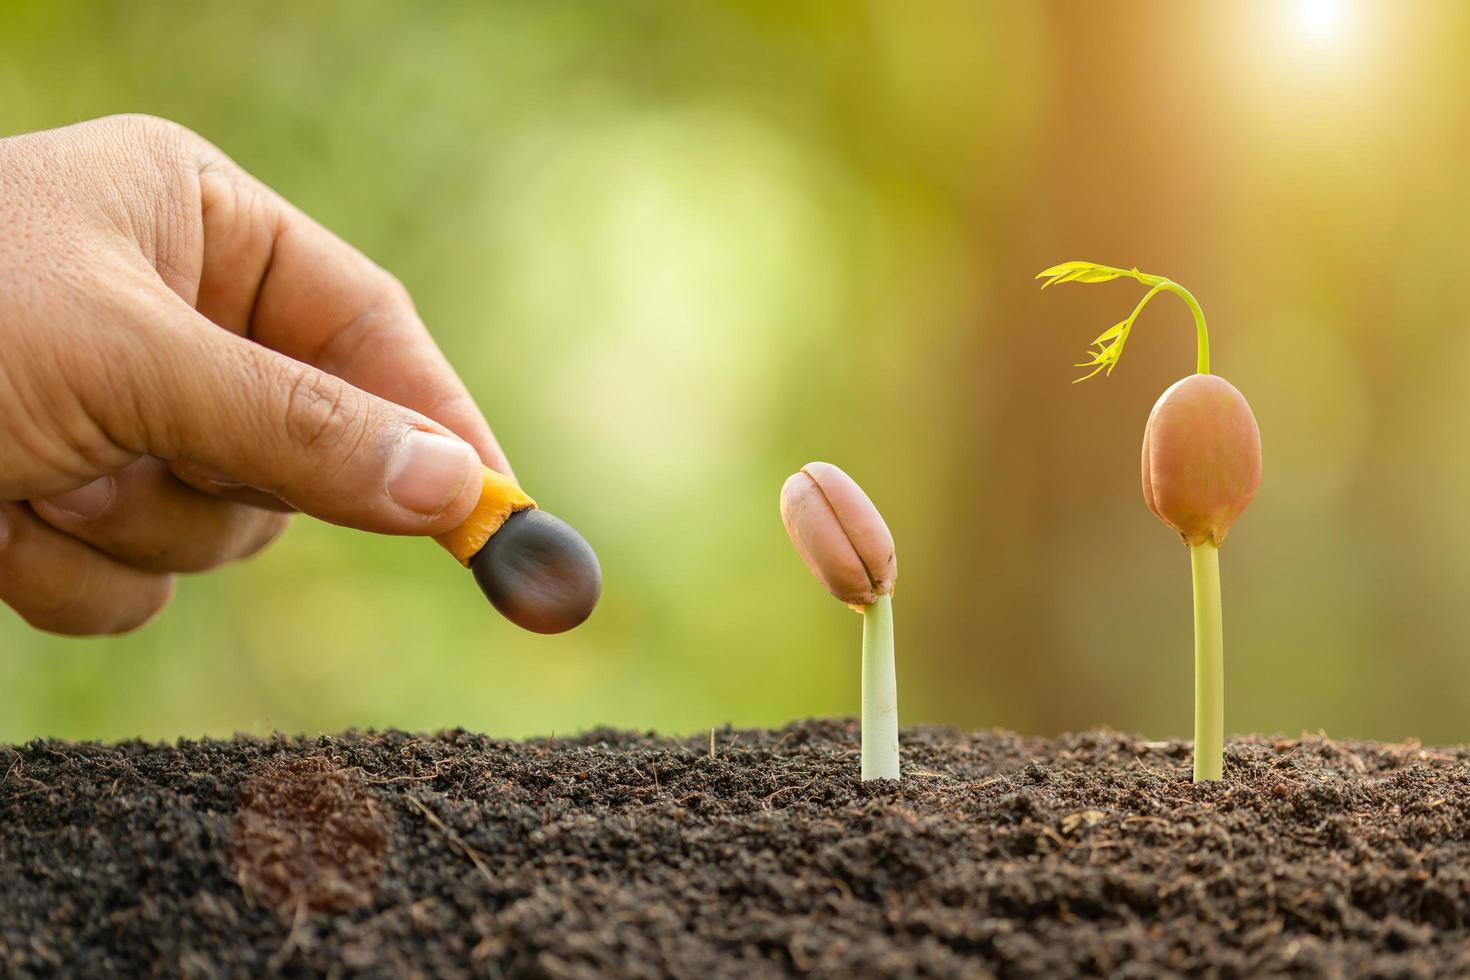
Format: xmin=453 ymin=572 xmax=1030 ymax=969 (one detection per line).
xmin=1135 ymin=272 xmax=1210 ymax=375
xmin=1189 ymin=543 xmax=1224 ymax=782
xmin=861 ymin=594 xmax=899 ymax=781
xmin=1161 ymin=281 xmax=1211 ymax=375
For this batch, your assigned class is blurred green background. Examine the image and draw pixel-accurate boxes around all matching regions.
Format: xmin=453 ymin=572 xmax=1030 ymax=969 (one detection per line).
xmin=4 ymin=0 xmax=1470 ymax=745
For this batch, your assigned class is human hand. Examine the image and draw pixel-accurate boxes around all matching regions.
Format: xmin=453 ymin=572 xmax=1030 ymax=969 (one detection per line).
xmin=0 ymin=115 xmax=508 ymax=635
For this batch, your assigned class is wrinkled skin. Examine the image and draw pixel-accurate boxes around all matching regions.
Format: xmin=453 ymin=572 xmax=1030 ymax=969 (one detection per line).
xmin=1141 ymin=374 xmax=1261 ymax=546
xmin=779 ymin=462 xmax=896 ymax=606
xmin=0 ymin=115 xmax=509 ymax=635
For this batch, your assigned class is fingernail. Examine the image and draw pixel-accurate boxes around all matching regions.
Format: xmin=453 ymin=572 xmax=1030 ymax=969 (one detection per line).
xmin=42 ymin=476 xmax=115 ymax=518
xmin=386 ymin=431 xmax=478 ymax=516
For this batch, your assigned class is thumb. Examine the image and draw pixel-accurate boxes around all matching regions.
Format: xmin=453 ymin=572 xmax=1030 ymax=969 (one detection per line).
xmin=131 ymin=308 xmax=483 ymax=536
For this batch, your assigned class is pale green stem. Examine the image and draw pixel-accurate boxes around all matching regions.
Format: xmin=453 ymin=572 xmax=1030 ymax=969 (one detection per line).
xmin=1135 ymin=272 xmax=1211 ymax=375
xmin=861 ymin=594 xmax=899 ymax=781
xmin=1189 ymin=543 xmax=1224 ymax=782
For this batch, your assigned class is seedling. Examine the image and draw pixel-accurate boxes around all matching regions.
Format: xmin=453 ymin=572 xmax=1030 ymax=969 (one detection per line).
xmin=780 ymin=462 xmax=899 ymax=780
xmin=438 ymin=466 xmax=601 ymax=633
xmin=1037 ymin=262 xmax=1261 ymax=782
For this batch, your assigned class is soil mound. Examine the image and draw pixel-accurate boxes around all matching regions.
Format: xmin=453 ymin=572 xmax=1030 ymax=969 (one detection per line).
xmin=3 ymin=722 xmax=1468 ymax=977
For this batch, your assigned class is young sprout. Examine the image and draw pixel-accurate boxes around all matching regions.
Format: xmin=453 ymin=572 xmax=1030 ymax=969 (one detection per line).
xmin=1038 ymin=262 xmax=1261 ymax=782
xmin=780 ymin=462 xmax=899 ymax=781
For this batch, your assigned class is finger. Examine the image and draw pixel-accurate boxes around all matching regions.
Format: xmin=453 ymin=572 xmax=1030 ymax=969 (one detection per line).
xmin=191 ymin=146 xmax=511 ymax=477
xmin=0 ymin=503 xmax=174 ymax=636
xmin=118 ymin=294 xmax=484 ymax=537
xmin=168 ymin=460 xmax=297 ymax=513
xmin=30 ymin=457 xmax=291 ymax=573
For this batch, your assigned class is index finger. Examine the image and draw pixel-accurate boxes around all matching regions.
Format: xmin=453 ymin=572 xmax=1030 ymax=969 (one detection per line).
xmin=187 ymin=141 xmax=512 ymax=479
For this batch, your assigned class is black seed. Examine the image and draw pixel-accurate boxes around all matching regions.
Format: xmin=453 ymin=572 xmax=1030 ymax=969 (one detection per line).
xmin=470 ymin=510 xmax=601 ymax=634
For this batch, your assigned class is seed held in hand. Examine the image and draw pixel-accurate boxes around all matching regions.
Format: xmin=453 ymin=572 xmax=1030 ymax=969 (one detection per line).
xmin=435 ymin=465 xmax=601 ymax=633
xmin=470 ymin=509 xmax=602 ymax=634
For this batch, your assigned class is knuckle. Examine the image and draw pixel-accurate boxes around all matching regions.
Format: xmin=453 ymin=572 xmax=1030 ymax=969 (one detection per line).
xmin=282 ymin=370 xmax=363 ymax=456
xmin=19 ymin=541 xmax=93 ymax=634
xmin=101 ymin=113 xmax=198 ymax=151
xmin=248 ymin=511 xmax=293 ymax=558
xmin=377 ymin=273 xmax=415 ymax=313
xmin=96 ymin=115 xmax=203 ymax=199
xmin=130 ymin=543 xmax=208 ymax=576
xmin=14 ymin=580 xmax=90 ymax=638
xmin=0 ymin=503 xmax=172 ymax=637
xmin=16 ymin=607 xmax=72 ymax=636
xmin=92 ymin=575 xmax=175 ymax=636
xmin=160 ymin=507 xmax=288 ymax=574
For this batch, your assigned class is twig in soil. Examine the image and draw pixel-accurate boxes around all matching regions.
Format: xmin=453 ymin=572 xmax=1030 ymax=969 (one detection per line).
xmin=763 ymin=777 xmax=818 ymax=811
xmin=1 ymin=755 xmax=48 ymax=798
xmin=1133 ymin=757 xmax=1168 ymax=780
xmin=909 ymin=767 xmax=954 ymax=780
xmin=406 ymin=796 xmax=495 ymax=886
xmin=1313 ymin=730 xmax=1367 ymax=774
xmin=1061 ymin=809 xmax=1107 ymax=834
xmin=709 ymin=728 xmax=716 ymax=760
xmin=267 ymin=896 xmax=308 ymax=973
xmin=366 ymin=772 xmax=440 ymax=785
xmin=345 ymin=759 xmax=451 ymax=786
xmin=42 ymin=748 xmax=75 ymax=768
xmin=1123 ymin=815 xmax=1173 ymax=832
xmin=1039 ymin=825 xmax=1069 ymax=850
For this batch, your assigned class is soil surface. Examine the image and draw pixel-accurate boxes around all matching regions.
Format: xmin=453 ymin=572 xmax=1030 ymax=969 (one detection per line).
xmin=3 ymin=721 xmax=1469 ymax=979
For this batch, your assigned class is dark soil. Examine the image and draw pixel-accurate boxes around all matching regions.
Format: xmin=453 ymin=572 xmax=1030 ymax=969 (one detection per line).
xmin=3 ymin=721 xmax=1470 ymax=979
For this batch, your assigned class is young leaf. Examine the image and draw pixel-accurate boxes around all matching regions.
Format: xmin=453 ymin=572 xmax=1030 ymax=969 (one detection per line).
xmin=1073 ymin=321 xmax=1131 ymax=383
xmin=1035 ymin=261 xmax=1134 ymax=290
xmin=1037 ymin=261 xmax=1178 ymax=382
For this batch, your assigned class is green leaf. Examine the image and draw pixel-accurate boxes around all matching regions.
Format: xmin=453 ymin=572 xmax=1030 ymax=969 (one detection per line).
xmin=1091 ymin=321 xmax=1128 ymax=345
xmin=1069 ymin=319 xmax=1132 ymax=383
xmin=1035 ymin=261 xmax=1133 ymax=290
xmin=1037 ymin=260 xmax=1201 ymax=381
xmin=1066 ymin=281 xmax=1164 ymax=381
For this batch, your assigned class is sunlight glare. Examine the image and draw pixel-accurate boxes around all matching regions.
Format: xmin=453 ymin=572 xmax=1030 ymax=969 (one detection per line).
xmin=1294 ymin=0 xmax=1348 ymax=43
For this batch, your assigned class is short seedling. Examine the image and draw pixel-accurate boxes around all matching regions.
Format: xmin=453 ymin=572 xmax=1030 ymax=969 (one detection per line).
xmin=1038 ymin=262 xmax=1261 ymax=782
xmin=780 ymin=462 xmax=899 ymax=780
